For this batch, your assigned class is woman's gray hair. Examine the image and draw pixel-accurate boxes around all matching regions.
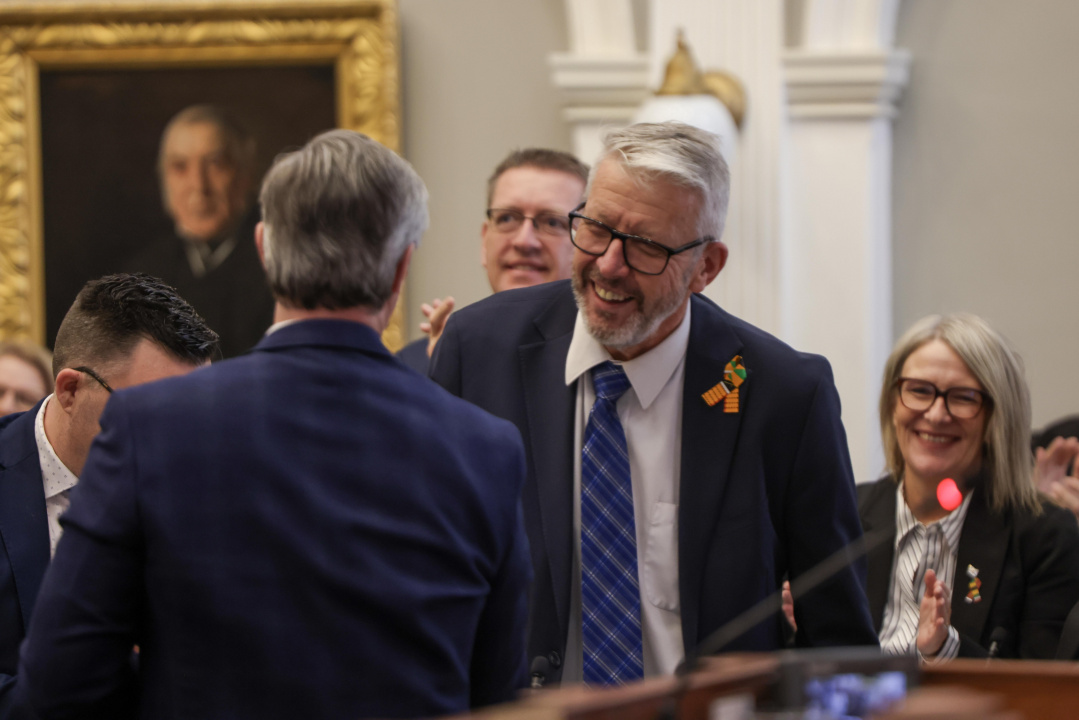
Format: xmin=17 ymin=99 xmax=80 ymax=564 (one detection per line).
xmin=593 ymin=122 xmax=730 ymax=241
xmin=259 ymin=130 xmax=429 ymax=310
xmin=879 ymin=313 xmax=1039 ymax=514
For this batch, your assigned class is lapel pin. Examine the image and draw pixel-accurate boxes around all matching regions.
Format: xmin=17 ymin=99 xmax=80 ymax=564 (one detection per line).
xmin=966 ymin=564 xmax=979 ymax=579
xmin=702 ymin=355 xmax=746 ymax=413
xmin=965 ymin=575 xmax=982 ymax=604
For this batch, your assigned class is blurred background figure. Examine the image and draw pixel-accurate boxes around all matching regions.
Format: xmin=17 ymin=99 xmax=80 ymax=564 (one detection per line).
xmin=398 ymin=148 xmax=588 ymax=374
xmin=0 ymin=341 xmax=53 ymax=416
xmin=1032 ymin=420 xmax=1079 ymax=520
xmin=129 ymin=104 xmax=274 ymax=358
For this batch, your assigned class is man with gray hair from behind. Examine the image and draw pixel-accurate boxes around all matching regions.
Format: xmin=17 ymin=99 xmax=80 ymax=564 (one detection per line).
xmin=19 ymin=129 xmax=532 ymax=719
xmin=432 ymin=121 xmax=877 ymax=687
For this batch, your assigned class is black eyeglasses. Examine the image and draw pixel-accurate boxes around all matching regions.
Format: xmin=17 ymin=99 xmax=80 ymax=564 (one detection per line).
xmin=568 ymin=203 xmax=711 ymax=275
xmin=486 ymin=208 xmax=571 ymax=238
xmin=72 ymin=366 xmax=113 ymax=394
xmin=895 ymin=378 xmax=990 ymax=420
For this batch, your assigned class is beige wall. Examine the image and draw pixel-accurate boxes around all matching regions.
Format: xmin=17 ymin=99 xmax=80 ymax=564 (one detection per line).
xmin=0 ymin=0 xmax=573 ymax=345
xmin=398 ymin=0 xmax=572 ymax=341
xmin=894 ymin=0 xmax=1079 ymax=431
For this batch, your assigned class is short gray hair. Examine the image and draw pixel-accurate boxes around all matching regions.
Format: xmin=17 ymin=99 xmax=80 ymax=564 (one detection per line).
xmin=879 ymin=313 xmax=1039 ymax=515
xmin=258 ymin=130 xmax=429 ymax=310
xmin=594 ymin=122 xmax=730 ymax=240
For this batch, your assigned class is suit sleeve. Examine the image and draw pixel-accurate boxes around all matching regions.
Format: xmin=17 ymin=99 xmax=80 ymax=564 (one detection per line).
xmin=787 ymin=360 xmax=879 ymax=648
xmin=469 ymin=426 xmax=531 ymax=707
xmin=429 ymin=314 xmax=463 ymax=396
xmin=16 ymin=398 xmax=142 ymax=719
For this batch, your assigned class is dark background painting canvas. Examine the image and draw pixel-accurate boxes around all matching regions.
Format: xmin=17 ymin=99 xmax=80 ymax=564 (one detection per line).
xmin=40 ymin=64 xmax=337 ymax=346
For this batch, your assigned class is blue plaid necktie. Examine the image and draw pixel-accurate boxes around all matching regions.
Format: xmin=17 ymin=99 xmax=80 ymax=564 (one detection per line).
xmin=581 ymin=361 xmax=643 ymax=685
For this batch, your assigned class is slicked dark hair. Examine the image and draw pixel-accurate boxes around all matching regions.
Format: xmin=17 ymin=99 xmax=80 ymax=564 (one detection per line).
xmin=52 ymin=273 xmax=220 ymax=375
xmin=486 ymin=148 xmax=589 ymax=206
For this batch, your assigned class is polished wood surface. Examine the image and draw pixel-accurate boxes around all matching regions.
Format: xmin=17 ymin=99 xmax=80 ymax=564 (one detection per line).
xmin=454 ymin=655 xmax=778 ymax=720
xmin=922 ymin=659 xmax=1079 ymax=720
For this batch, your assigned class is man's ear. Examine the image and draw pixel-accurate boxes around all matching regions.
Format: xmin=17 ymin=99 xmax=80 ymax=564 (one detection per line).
xmin=52 ymin=368 xmax=83 ymax=415
xmin=255 ymin=222 xmax=266 ymax=268
xmin=689 ymin=241 xmax=729 ymax=294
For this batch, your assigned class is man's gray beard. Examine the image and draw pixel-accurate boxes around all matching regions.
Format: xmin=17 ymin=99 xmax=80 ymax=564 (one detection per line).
xmin=571 ymin=269 xmax=687 ymax=350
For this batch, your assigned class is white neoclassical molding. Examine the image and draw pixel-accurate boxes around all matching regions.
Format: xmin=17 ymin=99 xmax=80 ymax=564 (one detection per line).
xmin=781 ymin=0 xmax=907 ymax=480
xmin=794 ymin=0 xmax=901 ymax=50
xmin=785 ymin=49 xmax=910 ymax=119
xmin=549 ymin=0 xmax=650 ymax=163
xmin=547 ymin=54 xmax=651 ymax=107
xmin=646 ymin=0 xmax=787 ymax=334
xmin=564 ymin=0 xmax=638 ymax=56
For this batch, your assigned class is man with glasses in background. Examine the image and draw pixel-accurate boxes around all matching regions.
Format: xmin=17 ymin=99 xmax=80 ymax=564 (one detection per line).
xmin=398 ymin=148 xmax=588 ymax=373
xmin=0 ymin=273 xmax=217 ymax=717
xmin=431 ymin=122 xmax=877 ymax=687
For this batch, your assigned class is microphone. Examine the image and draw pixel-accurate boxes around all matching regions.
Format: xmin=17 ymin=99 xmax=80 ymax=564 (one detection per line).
xmin=679 ymin=528 xmax=892 ymax=675
xmin=987 ymin=627 xmax=1009 ymax=661
xmin=529 ymin=656 xmax=551 ymax=689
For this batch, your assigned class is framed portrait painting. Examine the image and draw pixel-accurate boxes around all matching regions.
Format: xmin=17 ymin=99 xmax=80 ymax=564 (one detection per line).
xmin=0 ymin=0 xmax=407 ymax=351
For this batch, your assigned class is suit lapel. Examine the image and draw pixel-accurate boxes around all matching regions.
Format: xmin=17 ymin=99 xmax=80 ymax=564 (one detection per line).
xmin=678 ymin=296 xmax=745 ymax=648
xmin=951 ymin=489 xmax=1008 ymax=642
xmin=858 ymin=483 xmax=898 ymax=631
xmin=518 ymin=293 xmax=578 ymax=635
xmin=0 ymin=406 xmax=51 ymax=629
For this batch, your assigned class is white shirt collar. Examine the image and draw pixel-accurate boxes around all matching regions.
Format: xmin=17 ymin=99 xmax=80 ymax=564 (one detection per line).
xmin=894 ymin=479 xmax=973 ymax=551
xmin=263 ymin=318 xmax=301 ymax=336
xmin=564 ymin=301 xmax=692 ymax=410
xmin=34 ymin=395 xmax=78 ymax=498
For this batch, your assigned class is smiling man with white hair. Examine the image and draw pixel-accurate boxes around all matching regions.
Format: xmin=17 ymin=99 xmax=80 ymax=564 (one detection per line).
xmin=432 ymin=121 xmax=877 ymax=686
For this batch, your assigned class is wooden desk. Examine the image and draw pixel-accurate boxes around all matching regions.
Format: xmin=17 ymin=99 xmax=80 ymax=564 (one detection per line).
xmin=456 ymin=655 xmax=778 ymax=720
xmin=922 ymin=659 xmax=1079 ymax=719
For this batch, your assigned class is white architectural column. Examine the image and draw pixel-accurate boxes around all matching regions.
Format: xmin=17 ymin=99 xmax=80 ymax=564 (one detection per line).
xmin=782 ymin=0 xmax=909 ymax=480
xmin=548 ymin=0 xmax=650 ymax=164
xmin=646 ymin=0 xmax=786 ymax=334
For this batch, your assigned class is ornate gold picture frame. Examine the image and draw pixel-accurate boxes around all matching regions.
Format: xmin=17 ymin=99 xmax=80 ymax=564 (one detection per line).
xmin=0 ymin=0 xmax=406 ymax=349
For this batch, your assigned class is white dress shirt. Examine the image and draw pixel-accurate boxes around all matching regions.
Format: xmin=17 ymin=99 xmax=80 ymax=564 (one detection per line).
xmin=33 ymin=396 xmax=79 ymax=558
xmin=879 ymin=481 xmax=972 ymax=662
xmin=560 ymin=303 xmax=692 ymax=681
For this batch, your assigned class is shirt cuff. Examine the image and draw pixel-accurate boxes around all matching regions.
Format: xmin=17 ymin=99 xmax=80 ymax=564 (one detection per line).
xmin=918 ymin=626 xmax=960 ymax=665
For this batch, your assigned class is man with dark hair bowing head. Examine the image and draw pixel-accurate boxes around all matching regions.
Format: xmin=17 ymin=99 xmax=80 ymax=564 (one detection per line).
xmin=0 ymin=273 xmax=217 ymax=718
xmin=20 ymin=130 xmax=531 ymax=718
xmin=432 ymin=122 xmax=877 ymax=686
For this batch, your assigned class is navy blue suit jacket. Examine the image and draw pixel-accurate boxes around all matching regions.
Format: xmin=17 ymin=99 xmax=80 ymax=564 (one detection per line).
xmin=19 ymin=320 xmax=532 ymax=719
xmin=0 ymin=403 xmax=49 ymax=716
xmin=397 ymin=337 xmax=430 ymax=375
xmin=431 ymin=281 xmax=877 ymax=681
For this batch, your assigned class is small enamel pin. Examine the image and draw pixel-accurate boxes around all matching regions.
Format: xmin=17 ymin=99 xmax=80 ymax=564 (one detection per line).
xmin=965 ymin=565 xmax=982 ymax=604
xmin=702 ymin=355 xmax=746 ymax=413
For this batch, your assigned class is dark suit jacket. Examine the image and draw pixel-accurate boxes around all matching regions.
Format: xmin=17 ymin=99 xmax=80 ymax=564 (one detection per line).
xmin=858 ymin=477 xmax=1079 ymax=658
xmin=397 ymin=337 xmax=430 ymax=375
xmin=127 ymin=209 xmax=273 ymax=359
xmin=0 ymin=404 xmax=48 ymax=716
xmin=430 ymin=281 xmax=877 ymax=682
xmin=19 ymin=320 xmax=532 ymax=719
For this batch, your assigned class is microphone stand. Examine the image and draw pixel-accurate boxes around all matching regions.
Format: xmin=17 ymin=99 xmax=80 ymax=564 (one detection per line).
xmin=654 ymin=529 xmax=891 ymax=720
